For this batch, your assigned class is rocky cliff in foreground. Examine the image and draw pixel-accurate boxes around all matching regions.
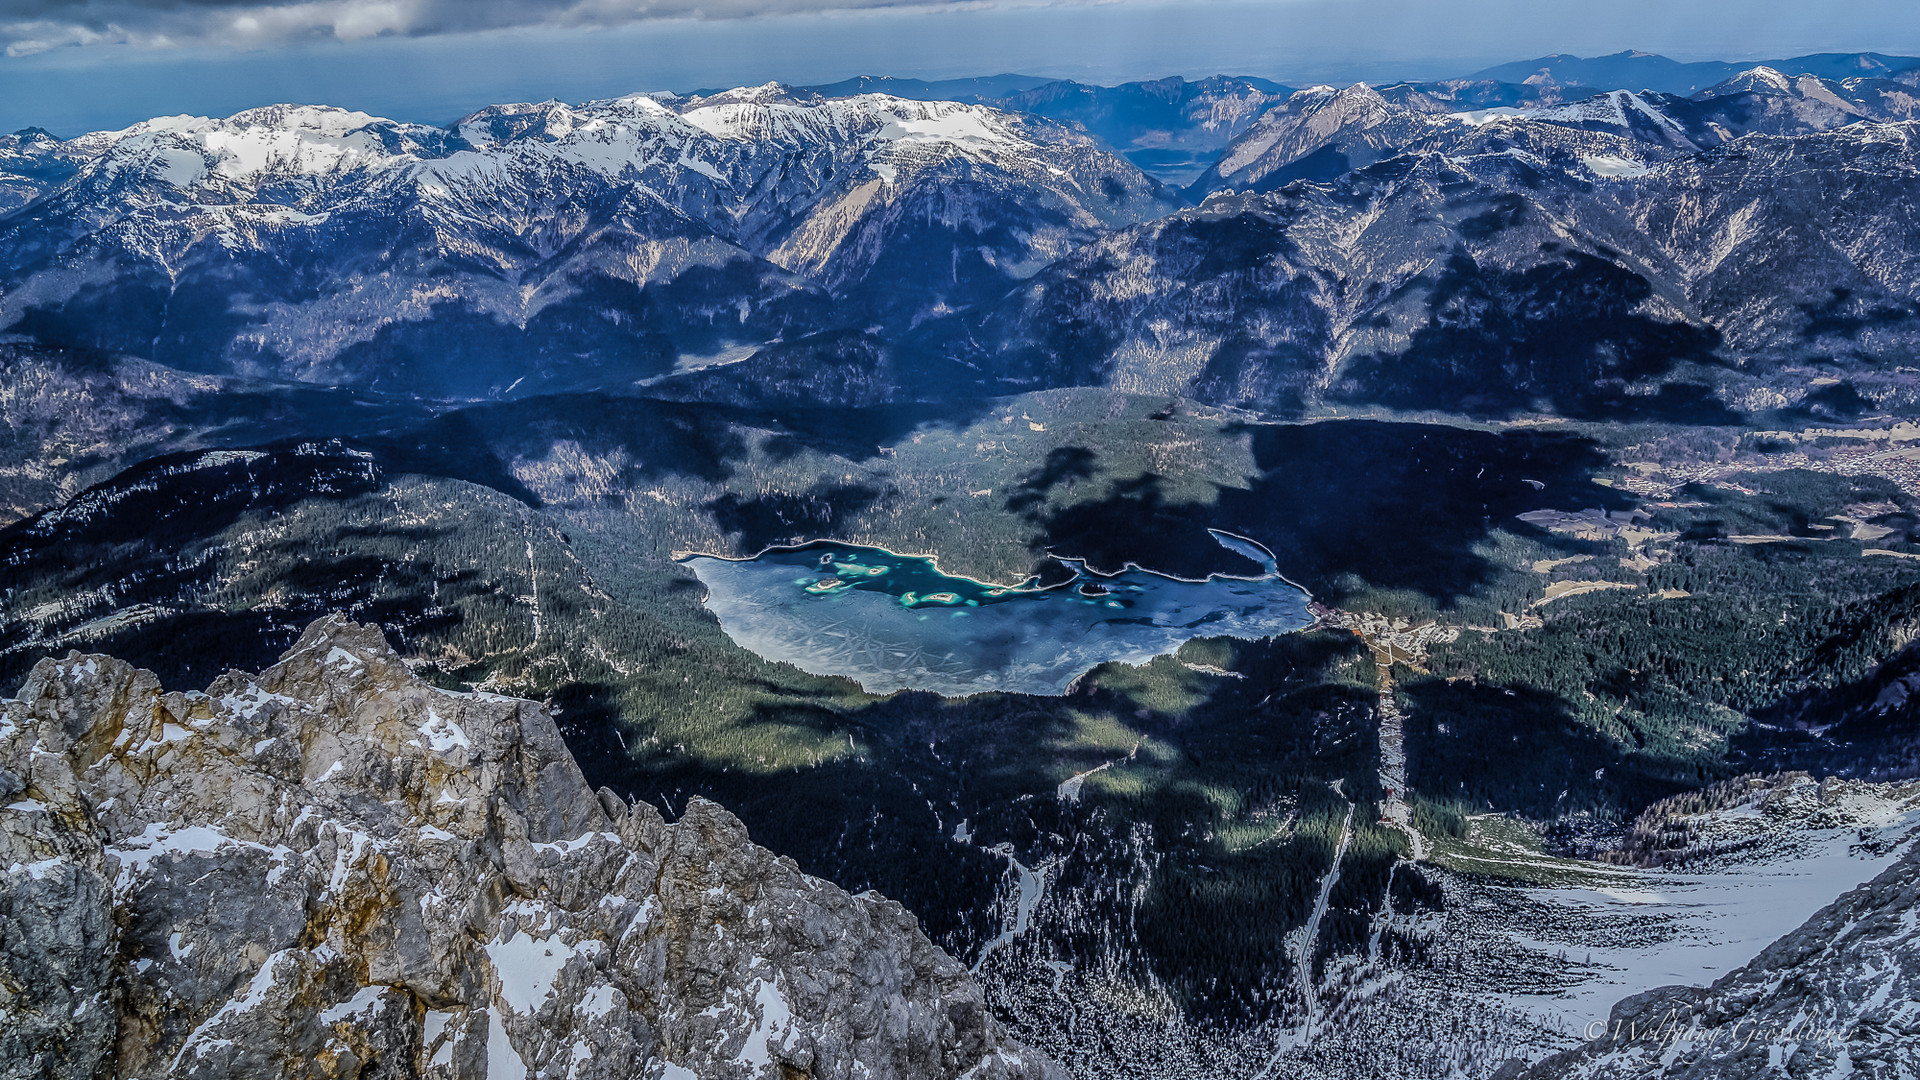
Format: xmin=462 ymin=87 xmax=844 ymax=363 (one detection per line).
xmin=0 ymin=615 xmax=1056 ymax=1080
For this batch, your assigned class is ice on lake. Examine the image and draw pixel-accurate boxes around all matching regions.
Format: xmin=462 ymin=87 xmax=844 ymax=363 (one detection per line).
xmin=682 ymin=530 xmax=1312 ymax=697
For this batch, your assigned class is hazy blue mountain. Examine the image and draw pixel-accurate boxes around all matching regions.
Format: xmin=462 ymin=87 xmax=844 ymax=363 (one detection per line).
xmin=0 ymin=127 xmax=83 ymax=213
xmin=989 ymin=75 xmax=1295 ymax=185
xmin=800 ymin=73 xmax=1054 ymax=103
xmin=1468 ymin=49 xmax=1920 ymax=95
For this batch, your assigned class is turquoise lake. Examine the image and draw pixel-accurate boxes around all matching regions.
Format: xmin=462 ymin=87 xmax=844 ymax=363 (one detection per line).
xmin=681 ymin=530 xmax=1314 ymax=696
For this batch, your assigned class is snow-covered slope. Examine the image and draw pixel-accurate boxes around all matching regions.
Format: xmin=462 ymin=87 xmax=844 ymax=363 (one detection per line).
xmin=978 ymin=121 xmax=1920 ymax=419
xmin=1193 ymin=85 xmax=1718 ymax=195
xmin=1512 ymin=780 xmax=1920 ymax=1079
xmin=0 ymin=89 xmax=1171 ymax=397
xmin=0 ymin=128 xmax=83 ymax=215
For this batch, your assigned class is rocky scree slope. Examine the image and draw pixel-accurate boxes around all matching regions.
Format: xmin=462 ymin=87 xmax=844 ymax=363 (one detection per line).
xmin=0 ymin=615 xmax=1056 ymax=1080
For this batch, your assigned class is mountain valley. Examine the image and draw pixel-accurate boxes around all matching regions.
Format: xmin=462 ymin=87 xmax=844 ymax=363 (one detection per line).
xmin=6 ymin=48 xmax=1920 ymax=1080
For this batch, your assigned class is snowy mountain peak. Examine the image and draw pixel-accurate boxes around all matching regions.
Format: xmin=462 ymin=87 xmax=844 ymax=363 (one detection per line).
xmin=219 ymin=103 xmax=399 ymax=137
xmin=1309 ymin=81 xmax=1390 ymax=111
xmin=78 ymin=104 xmax=435 ymax=153
xmin=0 ymin=82 xmax=1172 ymax=388
xmin=57 ymin=103 xmax=456 ymax=198
xmin=685 ymin=81 xmax=816 ymax=108
xmin=1700 ymin=66 xmax=1796 ymax=97
xmin=1745 ymin=65 xmax=1793 ymax=93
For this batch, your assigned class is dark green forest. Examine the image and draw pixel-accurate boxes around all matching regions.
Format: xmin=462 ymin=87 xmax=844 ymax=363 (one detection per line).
xmin=6 ymin=388 xmax=1920 ymax=1030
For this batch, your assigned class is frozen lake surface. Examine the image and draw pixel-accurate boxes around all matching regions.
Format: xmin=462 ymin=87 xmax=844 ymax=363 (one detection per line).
xmin=683 ymin=531 xmax=1313 ymax=696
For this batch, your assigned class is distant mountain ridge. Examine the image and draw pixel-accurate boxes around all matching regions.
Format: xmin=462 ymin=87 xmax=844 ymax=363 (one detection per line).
xmin=0 ymin=88 xmax=1172 ymax=398
xmin=789 ymin=52 xmax=1920 ymax=185
xmin=971 ymin=105 xmax=1920 ymax=420
xmin=1192 ymin=66 xmax=1920 ymax=196
xmin=1470 ymin=49 xmax=1920 ymax=95
xmin=798 ymin=73 xmax=1055 ymax=103
xmin=2 ymin=51 xmax=1918 ymax=419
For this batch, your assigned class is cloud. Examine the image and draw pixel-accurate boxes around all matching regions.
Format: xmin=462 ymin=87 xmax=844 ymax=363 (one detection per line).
xmin=0 ymin=0 xmax=988 ymax=55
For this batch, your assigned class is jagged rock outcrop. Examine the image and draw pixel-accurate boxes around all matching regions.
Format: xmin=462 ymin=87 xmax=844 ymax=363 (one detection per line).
xmin=1512 ymin=837 xmax=1920 ymax=1079
xmin=0 ymin=615 xmax=1056 ymax=1080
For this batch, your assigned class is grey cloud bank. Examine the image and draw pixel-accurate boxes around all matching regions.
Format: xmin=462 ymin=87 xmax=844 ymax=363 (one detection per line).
xmin=0 ymin=0 xmax=979 ymax=55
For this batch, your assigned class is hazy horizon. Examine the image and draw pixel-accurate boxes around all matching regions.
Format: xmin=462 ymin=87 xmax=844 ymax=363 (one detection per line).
xmin=2 ymin=0 xmax=1918 ymax=135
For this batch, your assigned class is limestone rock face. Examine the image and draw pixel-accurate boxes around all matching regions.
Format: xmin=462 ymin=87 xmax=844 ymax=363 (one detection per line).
xmin=0 ymin=615 xmax=1056 ymax=1080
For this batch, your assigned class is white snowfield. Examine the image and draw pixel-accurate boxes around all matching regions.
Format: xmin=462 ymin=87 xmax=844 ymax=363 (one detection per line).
xmin=50 ymin=89 xmax=1109 ymax=214
xmin=1500 ymin=777 xmax=1920 ymax=1037
xmin=78 ymin=106 xmax=409 ymax=189
xmin=0 ymin=83 xmax=1167 ymax=348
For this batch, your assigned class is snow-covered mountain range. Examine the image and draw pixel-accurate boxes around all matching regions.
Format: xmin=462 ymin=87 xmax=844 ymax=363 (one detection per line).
xmin=977 ymin=119 xmax=1920 ymax=419
xmin=0 ymin=88 xmax=1170 ymax=396
xmin=1193 ymin=65 xmax=1920 ymax=194
xmin=8 ymin=52 xmax=1920 ymax=1080
xmin=1469 ymin=49 xmax=1920 ymax=97
xmin=0 ymin=58 xmax=1917 ymax=412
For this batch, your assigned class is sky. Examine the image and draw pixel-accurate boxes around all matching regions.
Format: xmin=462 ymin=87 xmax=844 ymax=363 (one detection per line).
xmin=2 ymin=0 xmax=1918 ymax=135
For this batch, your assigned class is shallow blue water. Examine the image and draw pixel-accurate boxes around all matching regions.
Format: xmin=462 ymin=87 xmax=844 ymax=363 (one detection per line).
xmin=681 ymin=531 xmax=1313 ymax=696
